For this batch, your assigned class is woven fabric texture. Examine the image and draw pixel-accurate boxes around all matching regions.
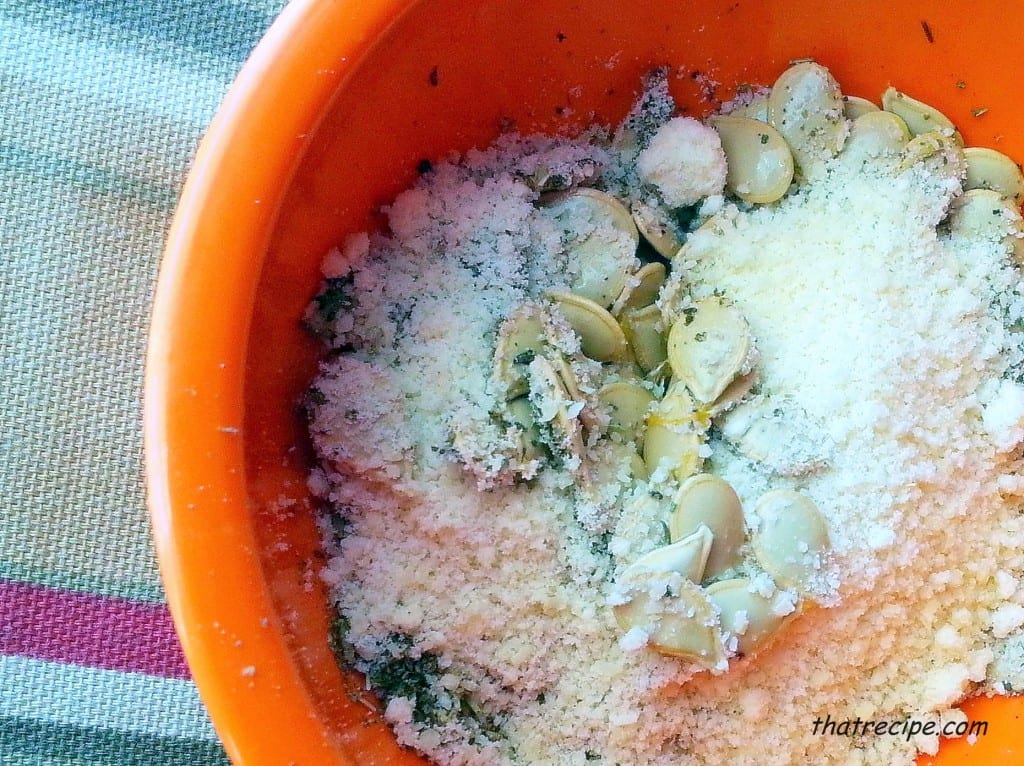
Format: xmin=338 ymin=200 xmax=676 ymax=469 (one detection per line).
xmin=0 ymin=0 xmax=287 ymax=762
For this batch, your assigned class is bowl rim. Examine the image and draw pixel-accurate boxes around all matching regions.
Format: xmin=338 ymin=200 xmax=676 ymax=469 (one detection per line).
xmin=143 ymin=0 xmax=416 ymax=761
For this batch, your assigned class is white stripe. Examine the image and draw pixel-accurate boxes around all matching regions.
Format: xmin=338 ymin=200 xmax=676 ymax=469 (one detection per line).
xmin=0 ymin=656 xmax=218 ymax=740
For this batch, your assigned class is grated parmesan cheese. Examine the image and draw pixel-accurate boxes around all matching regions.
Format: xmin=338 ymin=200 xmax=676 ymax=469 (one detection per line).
xmin=306 ymin=69 xmax=1024 ymax=766
xmin=636 ymin=117 xmax=727 ymax=207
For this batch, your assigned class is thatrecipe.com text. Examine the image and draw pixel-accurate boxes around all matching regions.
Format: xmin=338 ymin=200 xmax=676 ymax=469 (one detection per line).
xmin=812 ymin=714 xmax=988 ymax=741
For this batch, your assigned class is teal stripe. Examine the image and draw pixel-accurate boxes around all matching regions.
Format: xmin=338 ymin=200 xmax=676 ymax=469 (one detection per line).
xmin=7 ymin=0 xmax=277 ymax=64
xmin=0 ymin=565 xmax=165 ymax=604
xmin=0 ymin=141 xmax=178 ymax=211
xmin=0 ymin=657 xmax=215 ymax=739
xmin=0 ymin=718 xmax=229 ymax=766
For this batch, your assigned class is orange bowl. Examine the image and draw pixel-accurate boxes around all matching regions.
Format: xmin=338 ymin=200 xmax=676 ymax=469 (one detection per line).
xmin=145 ymin=0 xmax=1024 ymax=763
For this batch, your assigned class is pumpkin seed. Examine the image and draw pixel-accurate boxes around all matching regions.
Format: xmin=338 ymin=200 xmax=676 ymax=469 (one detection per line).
xmin=549 ymin=290 xmax=630 ymax=362
xmin=612 ymin=572 xmax=725 ymax=669
xmin=598 ymin=380 xmax=656 ymax=443
xmin=767 ymin=61 xmax=848 ymax=179
xmin=612 ymin=261 xmax=668 ymax=316
xmin=540 ymin=188 xmax=640 ymax=307
xmin=621 ymin=526 xmax=714 ymax=583
xmin=881 ymin=86 xmax=962 ymax=144
xmin=642 ymin=381 xmax=705 ymax=480
xmin=492 ymin=304 xmax=549 ymax=400
xmin=666 ymin=295 xmax=754 ymax=405
xmin=963 ymin=146 xmax=1024 ymax=201
xmin=669 ymin=473 xmax=746 ymax=580
xmin=505 ymin=395 xmax=544 ymax=466
xmin=525 ymin=164 xmax=573 ymax=193
xmin=896 ymin=131 xmax=965 ymax=184
xmin=718 ymin=395 xmax=832 ymax=476
xmin=751 ymin=490 xmax=831 ymax=598
xmin=843 ymin=95 xmax=880 ymax=120
xmin=706 ymin=577 xmax=796 ymax=657
xmin=550 ymin=353 xmax=604 ymax=437
xmin=621 ymin=304 xmax=668 ymax=373
xmin=842 ymin=110 xmax=911 ymax=163
xmin=947 ymin=188 xmax=1024 ymax=262
xmin=707 ymin=369 xmax=758 ymax=417
xmin=631 ymin=203 xmax=683 ymax=259
xmin=729 ymin=93 xmax=769 ymax=122
xmin=528 ymin=355 xmax=586 ymax=474
xmin=630 ymin=451 xmax=650 ymax=482
xmin=710 ymin=115 xmax=794 ymax=203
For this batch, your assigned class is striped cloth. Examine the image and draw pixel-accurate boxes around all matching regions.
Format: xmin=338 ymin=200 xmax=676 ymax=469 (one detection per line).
xmin=1 ymin=1 xmax=287 ymax=762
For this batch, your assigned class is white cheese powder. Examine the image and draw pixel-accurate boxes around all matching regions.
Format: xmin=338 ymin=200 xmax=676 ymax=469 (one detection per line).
xmin=308 ymin=95 xmax=1024 ymax=765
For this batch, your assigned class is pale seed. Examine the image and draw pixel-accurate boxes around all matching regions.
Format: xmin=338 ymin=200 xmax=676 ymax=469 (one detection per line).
xmin=767 ymin=61 xmax=848 ymax=179
xmin=549 ymin=290 xmax=630 ymax=363
xmin=751 ymin=489 xmax=831 ymax=598
xmin=706 ymin=577 xmax=796 ymax=657
xmin=666 ymin=296 xmax=753 ymax=405
xmin=710 ymin=115 xmax=795 ymax=203
xmin=670 ymin=473 xmax=746 ymax=579
xmin=540 ymin=188 xmax=640 ymax=307
xmin=621 ymin=304 xmax=668 ymax=373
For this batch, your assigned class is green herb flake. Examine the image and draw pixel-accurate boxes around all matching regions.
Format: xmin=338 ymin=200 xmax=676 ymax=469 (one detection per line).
xmin=314 ymin=274 xmax=356 ymax=323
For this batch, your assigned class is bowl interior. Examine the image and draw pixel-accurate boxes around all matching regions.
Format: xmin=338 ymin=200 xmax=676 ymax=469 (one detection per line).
xmin=160 ymin=0 xmax=1024 ymax=762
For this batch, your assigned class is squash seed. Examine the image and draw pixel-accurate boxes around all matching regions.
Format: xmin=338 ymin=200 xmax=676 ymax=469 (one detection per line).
xmin=643 ymin=381 xmax=705 ymax=480
xmin=612 ymin=261 xmax=668 ymax=317
xmin=632 ymin=203 xmax=683 ymax=259
xmin=947 ymin=189 xmax=1024 ymax=263
xmin=881 ymin=86 xmax=962 ymax=144
xmin=767 ymin=61 xmax=848 ymax=179
xmin=666 ymin=295 xmax=754 ymax=405
xmin=550 ymin=353 xmax=603 ymax=437
xmin=706 ymin=578 xmax=795 ymax=657
xmin=528 ymin=355 xmax=586 ymax=475
xmin=492 ymin=304 xmax=549 ymax=400
xmin=540 ymin=188 xmax=640 ymax=307
xmin=549 ymin=290 xmax=630 ymax=363
xmin=706 ymin=369 xmax=758 ymax=417
xmin=718 ymin=395 xmax=833 ymax=476
xmin=896 ymin=131 xmax=965 ymax=184
xmin=612 ymin=572 xmax=725 ymax=669
xmin=621 ymin=526 xmax=714 ymax=584
xmin=630 ymin=451 xmax=650 ymax=482
xmin=842 ymin=110 xmax=911 ymax=163
xmin=669 ymin=473 xmax=746 ymax=580
xmin=710 ymin=115 xmax=795 ymax=203
xmin=843 ymin=95 xmax=880 ymax=120
xmin=505 ymin=396 xmax=543 ymax=466
xmin=729 ymin=92 xmax=769 ymax=122
xmin=621 ymin=304 xmax=668 ymax=373
xmin=963 ymin=146 xmax=1024 ymax=201
xmin=598 ymin=381 xmax=655 ymax=443
xmin=751 ymin=490 xmax=831 ymax=598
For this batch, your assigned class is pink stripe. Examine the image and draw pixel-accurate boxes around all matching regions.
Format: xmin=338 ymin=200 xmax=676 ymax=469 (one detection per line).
xmin=0 ymin=580 xmax=191 ymax=679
